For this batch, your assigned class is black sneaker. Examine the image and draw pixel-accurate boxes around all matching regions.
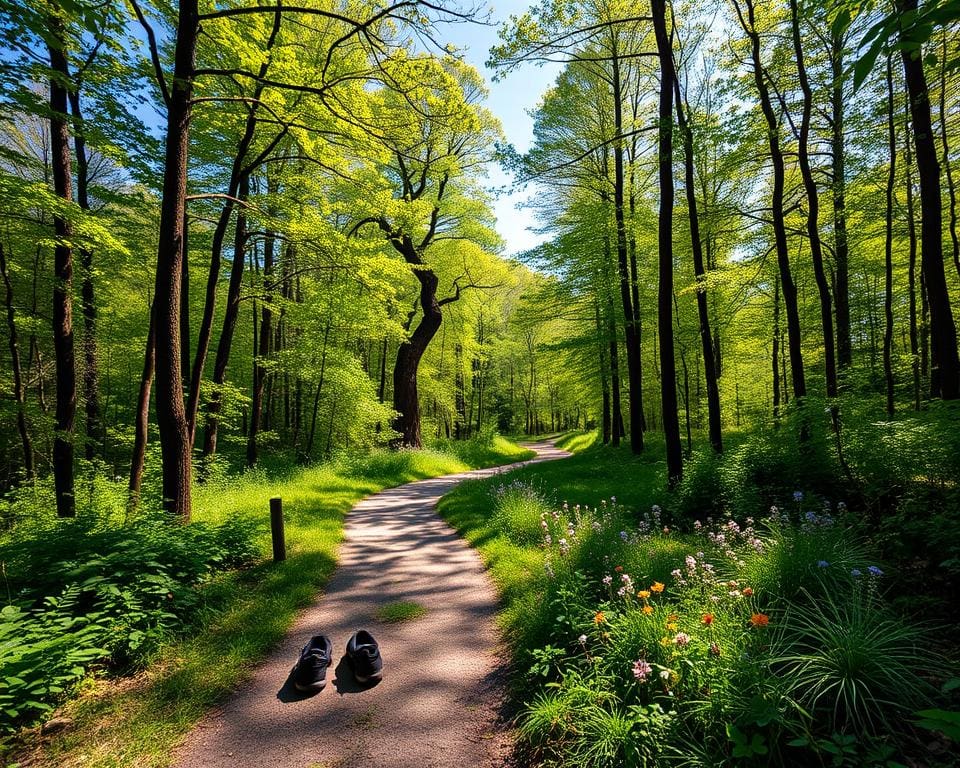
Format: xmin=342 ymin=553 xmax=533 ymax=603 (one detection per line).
xmin=346 ymin=629 xmax=383 ymax=684
xmin=293 ymin=634 xmax=333 ymax=693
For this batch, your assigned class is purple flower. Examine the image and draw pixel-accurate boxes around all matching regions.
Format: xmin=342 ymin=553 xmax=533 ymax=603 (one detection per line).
xmin=817 ymin=560 xmax=830 ymax=568
xmin=793 ymin=491 xmax=804 ymax=503
xmin=867 ymin=565 xmax=884 ymax=577
xmin=602 ymin=575 xmax=613 ymax=586
xmin=851 ymin=568 xmax=862 ymax=577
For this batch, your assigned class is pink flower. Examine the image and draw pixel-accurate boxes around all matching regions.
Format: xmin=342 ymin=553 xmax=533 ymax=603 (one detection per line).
xmin=673 ymin=632 xmax=691 ymax=647
xmin=632 ymin=659 xmax=652 ymax=681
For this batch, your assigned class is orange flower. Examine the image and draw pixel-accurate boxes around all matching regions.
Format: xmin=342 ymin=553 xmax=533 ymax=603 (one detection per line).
xmin=702 ymin=613 xmax=714 ymax=626
xmin=637 ymin=590 xmax=651 ymax=599
xmin=668 ymin=613 xmax=679 ymax=622
xmin=642 ymin=605 xmax=654 ymax=615
xmin=615 ymin=565 xmax=624 ymax=573
xmin=750 ymin=613 xmax=770 ymax=627
xmin=594 ymin=611 xmax=606 ymax=624
xmin=651 ymin=582 xmax=665 ymax=593
xmin=742 ymin=587 xmax=754 ymax=597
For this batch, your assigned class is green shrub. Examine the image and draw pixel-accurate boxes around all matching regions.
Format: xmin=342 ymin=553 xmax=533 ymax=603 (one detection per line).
xmin=0 ymin=513 xmax=258 ymax=733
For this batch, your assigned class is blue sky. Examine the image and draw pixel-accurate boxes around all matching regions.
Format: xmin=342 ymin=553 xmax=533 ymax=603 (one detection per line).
xmin=438 ymin=2 xmax=562 ymax=256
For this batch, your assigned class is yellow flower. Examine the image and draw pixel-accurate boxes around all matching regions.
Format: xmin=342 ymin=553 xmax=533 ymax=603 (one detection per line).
xmin=666 ymin=622 xmax=678 ymax=632
xmin=642 ymin=605 xmax=654 ymax=615
xmin=651 ymin=582 xmax=665 ymax=593
xmin=637 ymin=590 xmax=651 ymax=599
xmin=594 ymin=611 xmax=606 ymax=624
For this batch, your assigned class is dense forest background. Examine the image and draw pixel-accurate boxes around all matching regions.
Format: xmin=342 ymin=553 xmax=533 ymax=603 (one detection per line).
xmin=2 ymin=0 xmax=960 ymax=523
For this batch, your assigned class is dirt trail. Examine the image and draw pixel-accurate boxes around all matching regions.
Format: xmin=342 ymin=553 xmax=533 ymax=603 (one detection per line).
xmin=173 ymin=440 xmax=569 ymax=768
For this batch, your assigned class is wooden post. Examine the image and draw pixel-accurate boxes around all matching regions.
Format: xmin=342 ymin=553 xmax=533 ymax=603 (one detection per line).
xmin=270 ymin=497 xmax=286 ymax=562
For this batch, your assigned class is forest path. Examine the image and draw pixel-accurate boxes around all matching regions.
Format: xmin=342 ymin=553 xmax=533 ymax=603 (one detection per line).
xmin=173 ymin=439 xmax=569 ymax=768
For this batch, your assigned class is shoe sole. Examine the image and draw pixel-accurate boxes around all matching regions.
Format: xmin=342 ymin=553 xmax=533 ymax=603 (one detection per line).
xmin=293 ymin=679 xmax=327 ymax=693
xmin=354 ymin=670 xmax=382 ymax=684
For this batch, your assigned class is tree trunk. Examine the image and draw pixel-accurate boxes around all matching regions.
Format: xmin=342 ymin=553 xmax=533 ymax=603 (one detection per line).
xmin=0 ymin=243 xmax=33 ymax=477
xmin=674 ymin=82 xmax=722 ymax=452
xmin=67 ymin=89 xmax=102 ymax=461
xmin=905 ymin=93 xmax=921 ymax=412
xmin=652 ymin=0 xmax=682 ymax=487
xmin=773 ymin=275 xmax=781 ymax=421
xmin=610 ymin=44 xmax=645 ymax=453
xmin=152 ymin=0 xmax=199 ymax=520
xmin=884 ymin=56 xmax=897 ymax=416
xmin=247 ymin=230 xmax=275 ymax=467
xmin=128 ymin=311 xmax=155 ymax=511
xmin=202 ymin=175 xmax=249 ymax=459
xmin=831 ymin=28 xmax=852 ymax=370
xmin=900 ymin=0 xmax=960 ymax=399
xmin=596 ymin=298 xmax=611 ymax=444
xmin=737 ymin=0 xmax=807 ymax=404
xmin=608 ymin=303 xmax=622 ymax=448
xmin=47 ymin=19 xmax=77 ymax=518
xmin=392 ymin=268 xmax=443 ymax=447
xmin=940 ymin=32 xmax=960 ymax=281
xmin=791 ymin=0 xmax=838 ymax=402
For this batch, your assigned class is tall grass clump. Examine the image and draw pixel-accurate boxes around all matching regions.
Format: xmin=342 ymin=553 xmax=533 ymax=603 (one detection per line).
xmin=511 ymin=500 xmax=953 ymax=766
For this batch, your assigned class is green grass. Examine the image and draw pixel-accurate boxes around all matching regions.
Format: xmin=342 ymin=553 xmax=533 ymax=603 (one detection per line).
xmin=375 ymin=600 xmax=428 ymax=623
xmin=437 ymin=433 xmax=670 ymax=653
xmin=10 ymin=438 xmax=532 ymax=768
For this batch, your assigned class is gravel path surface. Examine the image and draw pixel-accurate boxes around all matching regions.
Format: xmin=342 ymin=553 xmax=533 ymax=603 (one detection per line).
xmin=173 ymin=440 xmax=569 ymax=768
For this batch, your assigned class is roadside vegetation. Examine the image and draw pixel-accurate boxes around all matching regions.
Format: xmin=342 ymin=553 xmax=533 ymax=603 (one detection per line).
xmin=439 ymin=419 xmax=960 ymax=767
xmin=0 ymin=434 xmax=532 ymax=767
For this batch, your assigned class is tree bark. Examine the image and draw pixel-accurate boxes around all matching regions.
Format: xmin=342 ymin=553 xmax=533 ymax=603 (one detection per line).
xmin=900 ymin=0 xmax=960 ymax=399
xmin=940 ymin=32 xmax=960 ymax=281
xmin=736 ymin=0 xmax=807 ymax=403
xmin=791 ymin=0 xmax=837 ymax=402
xmin=610 ymin=41 xmax=645 ymax=453
xmin=674 ymin=81 xmax=722 ymax=452
xmin=152 ymin=0 xmax=199 ymax=520
xmin=830 ymin=28 xmax=852 ymax=370
xmin=48 ymin=17 xmax=77 ymax=517
xmin=128 ymin=311 xmax=155 ymax=510
xmin=247 ymin=230 xmax=275 ymax=467
xmin=0 ymin=243 xmax=33 ymax=477
xmin=201 ymin=175 xmax=249 ymax=459
xmin=905 ymin=92 xmax=922 ymax=412
xmin=67 ymin=89 xmax=102 ymax=461
xmin=393 ymin=265 xmax=443 ymax=447
xmin=884 ymin=57 xmax=897 ymax=416
xmin=652 ymin=0 xmax=682 ymax=487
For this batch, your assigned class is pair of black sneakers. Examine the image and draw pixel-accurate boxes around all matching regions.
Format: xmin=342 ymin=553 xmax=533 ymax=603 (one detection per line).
xmin=292 ymin=630 xmax=382 ymax=693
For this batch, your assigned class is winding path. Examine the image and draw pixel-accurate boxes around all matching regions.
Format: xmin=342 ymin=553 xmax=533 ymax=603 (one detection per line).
xmin=174 ymin=439 xmax=569 ymax=768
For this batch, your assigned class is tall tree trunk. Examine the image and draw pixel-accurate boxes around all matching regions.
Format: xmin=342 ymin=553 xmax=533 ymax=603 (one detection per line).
xmin=791 ymin=0 xmax=837 ymax=402
xmin=202 ymin=175 xmax=249 ymax=459
xmin=737 ymin=0 xmax=807 ymax=404
xmin=652 ymin=0 xmax=682 ymax=487
xmin=47 ymin=18 xmax=77 ymax=518
xmin=610 ymin=44 xmax=645 ymax=453
xmin=773 ymin=275 xmax=781 ymax=421
xmin=152 ymin=0 xmax=199 ymax=520
xmin=831 ymin=28 xmax=852 ymax=370
xmin=596 ymin=298 xmax=612 ymax=444
xmin=884 ymin=56 xmax=897 ymax=416
xmin=940 ymin=32 xmax=960 ymax=281
xmin=184 ymin=9 xmax=283 ymax=442
xmin=67 ymin=89 xmax=102 ymax=461
xmin=128 ymin=311 xmax=155 ymax=510
xmin=304 ymin=320 xmax=331 ymax=460
xmin=675 ymin=82 xmax=722 ymax=452
xmin=247 ymin=230 xmax=275 ymax=467
xmin=608 ymin=303 xmax=622 ymax=448
xmin=900 ymin=0 xmax=960 ymax=399
xmin=0 ymin=243 xmax=33 ymax=476
xmin=905 ymin=95 xmax=922 ymax=411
